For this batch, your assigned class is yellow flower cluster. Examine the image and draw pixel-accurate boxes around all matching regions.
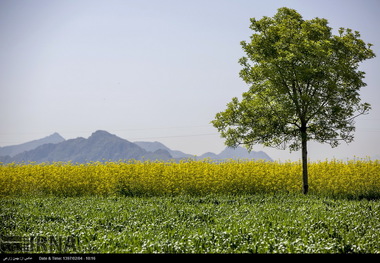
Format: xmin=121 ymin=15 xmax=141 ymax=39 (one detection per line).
xmin=0 ymin=159 xmax=379 ymax=198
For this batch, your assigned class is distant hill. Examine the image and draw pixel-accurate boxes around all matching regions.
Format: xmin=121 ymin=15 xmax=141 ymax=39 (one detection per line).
xmin=199 ymin=152 xmax=219 ymax=159
xmin=134 ymin=141 xmax=193 ymax=159
xmin=135 ymin=141 xmax=273 ymax=161
xmin=0 ymin=132 xmax=65 ymax=157
xmin=1 ymin=130 xmax=172 ymax=164
xmin=209 ymin=146 xmax=273 ymax=161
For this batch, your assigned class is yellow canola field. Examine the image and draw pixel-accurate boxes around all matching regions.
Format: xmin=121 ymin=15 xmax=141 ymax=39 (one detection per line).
xmin=1 ymin=159 xmax=379 ymax=198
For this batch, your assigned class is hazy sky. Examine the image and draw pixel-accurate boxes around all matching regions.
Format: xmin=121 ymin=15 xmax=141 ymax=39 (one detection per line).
xmin=1 ymin=0 xmax=379 ymax=161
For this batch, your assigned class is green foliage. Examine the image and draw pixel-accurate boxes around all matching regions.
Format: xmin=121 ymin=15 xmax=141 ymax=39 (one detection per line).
xmin=212 ymin=7 xmax=375 ymax=151
xmin=212 ymin=7 xmax=375 ymax=194
xmin=1 ymin=194 xmax=380 ymax=253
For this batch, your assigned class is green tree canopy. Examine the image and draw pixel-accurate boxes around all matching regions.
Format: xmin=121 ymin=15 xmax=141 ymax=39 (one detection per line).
xmin=212 ymin=7 xmax=375 ymax=194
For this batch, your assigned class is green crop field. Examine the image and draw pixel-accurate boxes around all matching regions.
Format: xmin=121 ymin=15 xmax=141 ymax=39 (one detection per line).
xmin=1 ymin=194 xmax=379 ymax=254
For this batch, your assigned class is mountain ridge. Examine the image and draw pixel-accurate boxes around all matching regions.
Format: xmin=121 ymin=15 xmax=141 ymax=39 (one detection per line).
xmin=0 ymin=132 xmax=65 ymax=157
xmin=134 ymin=141 xmax=193 ymax=159
xmin=0 ymin=130 xmax=273 ymax=163
xmin=136 ymin=141 xmax=272 ymax=161
xmin=0 ymin=131 xmax=172 ymax=163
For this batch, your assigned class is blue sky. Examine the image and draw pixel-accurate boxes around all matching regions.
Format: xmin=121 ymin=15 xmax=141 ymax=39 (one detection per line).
xmin=1 ymin=0 xmax=379 ymax=161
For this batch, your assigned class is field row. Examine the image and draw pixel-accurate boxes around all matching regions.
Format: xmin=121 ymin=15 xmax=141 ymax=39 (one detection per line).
xmin=1 ymin=159 xmax=379 ymax=198
xmin=1 ymin=194 xmax=380 ymax=253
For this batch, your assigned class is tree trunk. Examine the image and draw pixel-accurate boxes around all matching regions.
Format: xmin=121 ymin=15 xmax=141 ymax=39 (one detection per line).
xmin=301 ymin=128 xmax=309 ymax=194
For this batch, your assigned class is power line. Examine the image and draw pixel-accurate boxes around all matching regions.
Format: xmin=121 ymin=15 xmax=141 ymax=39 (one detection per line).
xmin=0 ymin=125 xmax=214 ymax=136
xmin=0 ymin=131 xmax=220 ymax=145
xmin=129 ymin=133 xmax=219 ymax=141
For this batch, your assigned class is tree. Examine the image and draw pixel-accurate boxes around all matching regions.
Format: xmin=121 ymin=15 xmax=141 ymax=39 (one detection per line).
xmin=211 ymin=7 xmax=375 ymax=194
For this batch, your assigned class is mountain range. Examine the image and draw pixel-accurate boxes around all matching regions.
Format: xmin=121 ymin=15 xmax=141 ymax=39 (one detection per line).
xmin=0 ymin=130 xmax=272 ymax=163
